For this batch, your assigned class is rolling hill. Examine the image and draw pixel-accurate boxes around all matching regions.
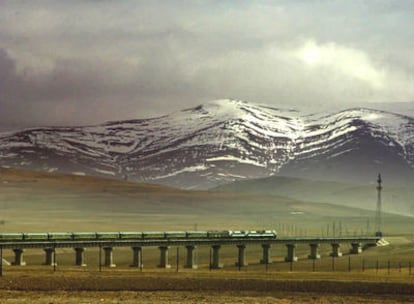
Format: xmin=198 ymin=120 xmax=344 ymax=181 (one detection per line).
xmin=213 ymin=175 xmax=414 ymax=216
xmin=0 ymin=168 xmax=413 ymax=236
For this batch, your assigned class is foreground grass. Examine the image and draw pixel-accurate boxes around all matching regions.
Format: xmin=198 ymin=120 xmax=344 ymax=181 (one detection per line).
xmin=1 ymin=270 xmax=414 ymax=303
xmin=1 ymin=290 xmax=413 ymax=304
xmin=1 ymin=270 xmax=414 ymax=291
xmin=1 ymin=291 xmax=413 ymax=304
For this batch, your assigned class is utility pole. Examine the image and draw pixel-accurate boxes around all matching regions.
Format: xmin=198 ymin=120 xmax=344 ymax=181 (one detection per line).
xmin=375 ymin=174 xmax=383 ymax=237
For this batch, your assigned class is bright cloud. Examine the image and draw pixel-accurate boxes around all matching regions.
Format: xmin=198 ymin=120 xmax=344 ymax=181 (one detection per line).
xmin=296 ymin=40 xmax=385 ymax=89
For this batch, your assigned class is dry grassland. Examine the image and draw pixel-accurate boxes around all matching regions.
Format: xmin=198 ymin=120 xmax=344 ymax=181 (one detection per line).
xmin=1 ymin=291 xmax=412 ymax=304
xmin=1 ymin=168 xmax=414 ymax=302
xmin=1 ymin=271 xmax=414 ymax=303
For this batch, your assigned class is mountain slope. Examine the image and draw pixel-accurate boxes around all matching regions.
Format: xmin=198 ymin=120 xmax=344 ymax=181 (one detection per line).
xmin=280 ymin=108 xmax=414 ymax=184
xmin=0 ymin=99 xmax=413 ymax=189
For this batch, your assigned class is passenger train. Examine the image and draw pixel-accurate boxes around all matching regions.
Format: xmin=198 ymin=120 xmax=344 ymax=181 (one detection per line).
xmin=0 ymin=230 xmax=277 ymax=242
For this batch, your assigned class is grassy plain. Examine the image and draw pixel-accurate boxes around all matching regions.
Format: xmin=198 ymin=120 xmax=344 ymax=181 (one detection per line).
xmin=1 ymin=168 xmax=414 ymax=303
xmin=214 ymin=175 xmax=414 ymax=216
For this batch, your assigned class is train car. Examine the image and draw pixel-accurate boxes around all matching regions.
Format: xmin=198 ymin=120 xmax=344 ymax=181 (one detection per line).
xmin=0 ymin=233 xmax=23 ymax=241
xmin=47 ymin=232 xmax=73 ymax=241
xmin=246 ymin=230 xmax=277 ymax=238
xmin=207 ymin=230 xmax=231 ymax=238
xmin=185 ymin=231 xmax=208 ymax=238
xmin=229 ymin=230 xmax=248 ymax=238
xmin=96 ymin=232 xmax=120 ymax=240
xmin=72 ymin=232 xmax=97 ymax=240
xmin=23 ymin=233 xmax=49 ymax=241
xmin=164 ymin=231 xmax=186 ymax=239
xmin=260 ymin=230 xmax=277 ymax=238
xmin=228 ymin=230 xmax=278 ymax=238
xmin=119 ymin=232 xmax=143 ymax=239
xmin=142 ymin=231 xmax=165 ymax=239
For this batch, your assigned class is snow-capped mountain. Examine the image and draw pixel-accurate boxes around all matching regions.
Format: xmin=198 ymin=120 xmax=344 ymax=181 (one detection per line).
xmin=1 ymin=99 xmax=413 ymax=189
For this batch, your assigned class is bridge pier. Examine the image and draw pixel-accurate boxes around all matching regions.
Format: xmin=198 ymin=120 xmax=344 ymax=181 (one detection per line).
xmin=260 ymin=244 xmax=272 ymax=264
xmin=308 ymin=243 xmax=321 ymax=259
xmin=330 ymin=243 xmax=342 ymax=257
xmin=12 ymin=248 xmax=26 ymax=266
xmin=350 ymin=242 xmax=362 ymax=254
xmin=44 ymin=248 xmax=56 ymax=266
xmin=104 ymin=247 xmax=116 ymax=267
xmin=285 ymin=244 xmax=298 ymax=262
xmin=184 ymin=245 xmax=197 ymax=269
xmin=131 ymin=247 xmax=143 ymax=268
xmin=158 ymin=246 xmax=171 ymax=268
xmin=74 ymin=247 xmax=87 ymax=266
xmin=235 ymin=244 xmax=248 ymax=267
xmin=212 ymin=245 xmax=223 ymax=269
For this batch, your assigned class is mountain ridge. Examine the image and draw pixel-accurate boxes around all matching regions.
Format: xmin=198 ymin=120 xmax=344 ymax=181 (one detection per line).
xmin=1 ymin=99 xmax=413 ymax=189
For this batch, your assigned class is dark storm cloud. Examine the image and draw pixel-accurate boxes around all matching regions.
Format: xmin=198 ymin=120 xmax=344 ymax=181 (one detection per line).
xmin=0 ymin=1 xmax=413 ymax=129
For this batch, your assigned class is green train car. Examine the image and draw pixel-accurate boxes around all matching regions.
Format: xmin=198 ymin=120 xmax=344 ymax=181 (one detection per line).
xmin=47 ymin=232 xmax=73 ymax=241
xmin=164 ymin=231 xmax=186 ymax=238
xmin=23 ymin=233 xmax=49 ymax=241
xmin=71 ymin=232 xmax=97 ymax=240
xmin=185 ymin=231 xmax=208 ymax=238
xmin=119 ymin=232 xmax=143 ymax=239
xmin=142 ymin=231 xmax=165 ymax=239
xmin=96 ymin=232 xmax=120 ymax=240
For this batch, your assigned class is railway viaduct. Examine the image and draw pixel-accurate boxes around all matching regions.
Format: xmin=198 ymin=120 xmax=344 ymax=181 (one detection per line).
xmin=0 ymin=235 xmax=381 ymax=269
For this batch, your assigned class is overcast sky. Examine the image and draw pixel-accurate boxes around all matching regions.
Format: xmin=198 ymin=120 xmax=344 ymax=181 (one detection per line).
xmin=1 ymin=0 xmax=413 ymax=130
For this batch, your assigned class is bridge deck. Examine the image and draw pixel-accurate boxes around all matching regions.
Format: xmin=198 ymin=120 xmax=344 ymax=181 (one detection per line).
xmin=0 ymin=236 xmax=380 ymax=249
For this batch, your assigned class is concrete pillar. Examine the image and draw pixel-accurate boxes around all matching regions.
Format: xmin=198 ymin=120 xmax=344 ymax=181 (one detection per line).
xmin=350 ymin=242 xmax=362 ymax=254
xmin=212 ymin=245 xmax=223 ymax=269
xmin=285 ymin=244 xmax=298 ymax=262
xmin=74 ymin=247 xmax=87 ymax=267
xmin=260 ymin=244 xmax=272 ymax=264
xmin=12 ymin=248 xmax=26 ymax=266
xmin=130 ymin=247 xmax=143 ymax=268
xmin=308 ymin=243 xmax=321 ymax=260
xmin=235 ymin=244 xmax=248 ymax=267
xmin=104 ymin=247 xmax=116 ymax=267
xmin=185 ymin=245 xmax=198 ymax=269
xmin=330 ymin=243 xmax=343 ymax=257
xmin=44 ymin=248 xmax=56 ymax=266
xmin=158 ymin=246 xmax=171 ymax=268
